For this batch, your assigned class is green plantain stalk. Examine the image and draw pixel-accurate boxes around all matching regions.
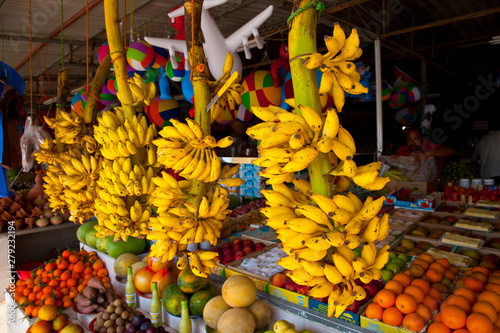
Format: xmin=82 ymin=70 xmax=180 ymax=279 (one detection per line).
xmin=104 ymin=0 xmax=134 ymax=120
xmin=288 ymin=0 xmax=332 ymax=197
xmin=185 ymin=0 xmax=212 ymax=206
xmin=83 ymin=55 xmax=112 ymax=125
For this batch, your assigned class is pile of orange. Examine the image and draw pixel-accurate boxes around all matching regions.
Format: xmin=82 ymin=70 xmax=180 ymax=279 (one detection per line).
xmin=429 ymin=266 xmax=500 ymax=333
xmin=13 ymin=248 xmax=110 ymax=318
xmin=366 ymin=254 xmax=457 ymax=332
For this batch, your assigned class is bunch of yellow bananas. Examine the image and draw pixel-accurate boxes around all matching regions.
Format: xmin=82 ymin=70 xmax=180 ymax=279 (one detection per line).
xmin=263 ymin=187 xmax=390 ymax=317
xmin=299 ymin=23 xmax=365 ymax=113
xmin=116 ymin=73 xmax=156 ymax=106
xmin=43 ymin=110 xmax=83 ymax=144
xmin=207 ymin=52 xmax=245 ymax=122
xmin=93 ymin=108 xmax=161 ymax=240
xmin=176 ymin=250 xmax=220 ymax=278
xmin=153 ymin=118 xmax=243 ymax=185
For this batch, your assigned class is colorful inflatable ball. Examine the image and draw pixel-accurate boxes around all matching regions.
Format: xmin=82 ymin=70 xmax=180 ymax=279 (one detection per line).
xmin=166 ymin=52 xmax=186 ymax=82
xmin=242 ymin=70 xmax=282 ymax=111
xmin=145 ymin=96 xmax=181 ymax=127
xmin=126 ymin=41 xmax=155 ymax=71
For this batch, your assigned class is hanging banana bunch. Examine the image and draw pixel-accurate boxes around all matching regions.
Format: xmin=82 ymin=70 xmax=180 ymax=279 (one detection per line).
xmin=207 ymin=52 xmax=245 ymax=122
xmin=43 ymin=110 xmax=83 ymax=144
xmin=116 ymin=73 xmax=156 ymax=107
xmin=93 ymin=102 xmax=162 ymax=241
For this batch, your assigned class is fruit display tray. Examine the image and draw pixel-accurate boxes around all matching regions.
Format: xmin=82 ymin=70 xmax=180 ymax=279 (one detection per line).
xmin=439 ymin=232 xmax=485 ymax=249
xmin=467 ymin=231 xmax=500 ymax=252
xmin=389 ymin=208 xmax=430 ymax=222
xmin=453 ymin=218 xmax=495 ymax=232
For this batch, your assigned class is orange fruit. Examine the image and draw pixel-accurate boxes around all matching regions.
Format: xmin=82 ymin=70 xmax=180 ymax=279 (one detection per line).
xmin=467 ymin=313 xmax=494 ymax=333
xmin=383 ymin=306 xmax=403 ymax=326
xmin=471 ymin=272 xmax=489 ymax=284
xmin=435 ymin=313 xmax=443 ymax=322
xmin=447 ymin=295 xmax=472 ymax=314
xmin=411 ymin=278 xmax=430 ymax=294
xmin=409 ymin=264 xmax=426 ymax=278
xmin=454 ymin=288 xmax=476 ymax=305
xmin=429 ymin=287 xmax=444 ymax=303
xmin=385 ymin=280 xmax=404 ymax=296
xmin=493 ymin=327 xmax=500 ymax=333
xmin=442 ymin=305 xmax=467 ymax=329
xmin=427 ymin=269 xmax=444 ymax=283
xmin=419 ymin=253 xmax=435 ymax=264
xmin=478 ymin=291 xmax=500 ymax=312
xmin=465 ymin=277 xmax=484 ymax=293
xmin=415 ymin=303 xmax=432 ymax=322
xmin=428 ymin=322 xmax=451 ymax=333
xmin=472 ymin=301 xmax=498 ymax=323
xmin=393 ymin=273 xmax=413 ymax=288
xmin=404 ymin=285 xmax=425 ymax=303
xmin=366 ymin=303 xmax=384 ymax=321
xmin=436 ymin=258 xmax=451 ymax=269
xmin=450 ymin=265 xmax=459 ymax=275
xmin=454 ymin=329 xmax=470 ymax=333
xmin=396 ymin=293 xmax=417 ymax=314
xmin=413 ymin=259 xmax=430 ymax=270
xmin=472 ymin=267 xmax=490 ymax=276
xmin=402 ymin=313 xmax=425 ymax=332
xmin=375 ymin=289 xmax=396 ymax=308
xmin=485 ymin=283 xmax=500 ymax=295
xmin=445 ymin=270 xmax=457 ymax=281
xmin=430 ymin=262 xmax=447 ymax=275
xmin=423 ymin=294 xmax=439 ymax=312
xmin=495 ymin=316 xmax=500 ymax=328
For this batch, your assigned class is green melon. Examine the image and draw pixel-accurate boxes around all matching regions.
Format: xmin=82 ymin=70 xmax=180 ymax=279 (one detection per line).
xmin=177 ymin=267 xmax=209 ymax=293
xmin=85 ymin=228 xmax=98 ymax=249
xmin=162 ymin=284 xmax=188 ymax=316
xmin=189 ymin=288 xmax=216 ymax=317
xmin=113 ymin=253 xmax=140 ymax=279
xmin=76 ymin=220 xmax=98 ymax=244
xmin=96 ymin=236 xmax=113 ymax=253
xmin=105 ymin=237 xmax=146 ymax=258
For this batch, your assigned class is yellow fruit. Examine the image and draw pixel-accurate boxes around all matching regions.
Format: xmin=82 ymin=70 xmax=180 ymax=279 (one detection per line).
xmin=28 ymin=320 xmax=52 ymax=333
xmin=222 ymin=275 xmax=257 ymax=308
xmin=52 ymin=313 xmax=69 ymax=331
xmin=38 ymin=304 xmax=58 ymax=322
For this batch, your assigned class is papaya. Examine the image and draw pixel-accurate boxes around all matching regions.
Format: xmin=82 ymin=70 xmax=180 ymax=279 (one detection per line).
xmin=105 ymin=237 xmax=146 ymax=258
xmin=162 ymin=284 xmax=188 ymax=316
xmin=189 ymin=288 xmax=216 ymax=317
xmin=113 ymin=253 xmax=140 ymax=279
xmin=177 ymin=266 xmax=209 ymax=293
xmin=76 ymin=220 xmax=98 ymax=244
xmin=96 ymin=235 xmax=113 ymax=253
xmin=85 ymin=228 xmax=98 ymax=249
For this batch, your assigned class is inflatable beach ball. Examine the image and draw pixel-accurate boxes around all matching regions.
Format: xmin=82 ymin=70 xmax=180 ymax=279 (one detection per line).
xmin=236 ymin=104 xmax=253 ymax=123
xmin=395 ymin=106 xmax=415 ymax=126
xmin=407 ymin=84 xmax=423 ymax=103
xmin=101 ymin=84 xmax=117 ymax=105
xmin=389 ymin=86 xmax=408 ymax=110
xmin=181 ymin=70 xmax=194 ymax=103
xmin=98 ymin=42 xmax=110 ymax=64
xmin=280 ymin=70 xmax=333 ymax=111
xmin=215 ymin=101 xmax=237 ymax=125
xmin=77 ymin=88 xmax=106 ymax=112
xmin=166 ymin=52 xmax=186 ymax=82
xmin=381 ymin=82 xmax=392 ymax=101
xmin=106 ymin=76 xmax=117 ymax=96
xmin=242 ymin=70 xmax=282 ymax=111
xmin=126 ymin=41 xmax=155 ymax=71
xmin=152 ymin=46 xmax=169 ymax=69
xmin=145 ymin=96 xmax=181 ymax=127
xmin=71 ymin=90 xmax=86 ymax=116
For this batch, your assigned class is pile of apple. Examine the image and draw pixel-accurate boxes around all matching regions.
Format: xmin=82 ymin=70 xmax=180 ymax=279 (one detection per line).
xmin=213 ymin=238 xmax=266 ymax=265
xmin=422 ymin=215 xmax=458 ymax=225
xmin=271 ymin=271 xmax=311 ymax=296
xmin=227 ymin=199 xmax=267 ymax=218
xmin=461 ymin=249 xmax=500 ymax=269
xmin=439 ymin=205 xmax=467 ymax=214
xmin=410 ymin=224 xmax=465 ymax=239
xmin=444 ymin=185 xmax=500 ymax=203
xmin=393 ymin=238 xmax=452 ymax=256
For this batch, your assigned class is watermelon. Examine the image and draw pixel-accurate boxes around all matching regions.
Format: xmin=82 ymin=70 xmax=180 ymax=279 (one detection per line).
xmin=162 ymin=284 xmax=188 ymax=316
xmin=177 ymin=267 xmax=209 ymax=293
xmin=189 ymin=288 xmax=216 ymax=317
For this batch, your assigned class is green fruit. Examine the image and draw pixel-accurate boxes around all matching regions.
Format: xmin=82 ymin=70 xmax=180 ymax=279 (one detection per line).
xmin=96 ymin=236 xmax=113 ymax=253
xmin=353 ymin=248 xmax=362 ymax=257
xmin=397 ymin=254 xmax=410 ymax=263
xmin=105 ymin=237 xmax=146 ymax=258
xmin=85 ymin=228 xmax=98 ymax=249
xmin=385 ymin=262 xmax=401 ymax=274
xmin=189 ymin=288 xmax=216 ymax=317
xmin=162 ymin=284 xmax=188 ymax=316
xmin=113 ymin=253 xmax=140 ymax=279
xmin=389 ymin=251 xmax=397 ymax=260
xmin=390 ymin=258 xmax=406 ymax=270
xmin=382 ymin=269 xmax=394 ymax=282
xmin=76 ymin=220 xmax=98 ymax=244
xmin=177 ymin=267 xmax=209 ymax=294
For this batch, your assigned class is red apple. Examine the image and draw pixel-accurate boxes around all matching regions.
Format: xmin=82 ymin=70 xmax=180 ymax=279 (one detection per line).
xmin=232 ymin=239 xmax=241 ymax=246
xmin=242 ymin=239 xmax=254 ymax=248
xmin=232 ymin=244 xmax=242 ymax=252
xmin=436 ymin=245 xmax=451 ymax=252
xmin=346 ymin=300 xmax=362 ymax=313
xmin=362 ymin=283 xmax=379 ymax=298
xmin=272 ymin=273 xmax=287 ymax=288
xmin=222 ymin=249 xmax=233 ymax=258
xmin=481 ymin=253 xmax=500 ymax=265
xmin=222 ymin=243 xmax=231 ymax=252
xmin=234 ymin=251 xmax=244 ymax=261
xmin=445 ymin=216 xmax=458 ymax=223
xmin=242 ymin=247 xmax=254 ymax=254
xmin=296 ymin=284 xmax=309 ymax=295
xmin=316 ymin=296 xmax=329 ymax=303
xmin=284 ymin=280 xmax=298 ymax=292
xmin=223 ymin=255 xmax=234 ymax=264
xmin=254 ymin=242 xmax=265 ymax=250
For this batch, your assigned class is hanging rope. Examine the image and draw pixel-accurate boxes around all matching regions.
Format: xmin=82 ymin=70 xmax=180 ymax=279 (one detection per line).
xmin=123 ymin=0 xmax=127 ymax=47
xmin=61 ymin=0 xmax=64 ymax=68
xmin=130 ymin=0 xmax=135 ymax=41
xmin=86 ymin=0 xmax=89 ymax=94
xmin=29 ymin=0 xmax=33 ymax=124
xmin=287 ymin=0 xmax=325 ymax=25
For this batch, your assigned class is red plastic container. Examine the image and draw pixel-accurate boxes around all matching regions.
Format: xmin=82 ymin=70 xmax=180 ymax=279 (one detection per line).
xmin=16 ymin=262 xmax=43 ymax=280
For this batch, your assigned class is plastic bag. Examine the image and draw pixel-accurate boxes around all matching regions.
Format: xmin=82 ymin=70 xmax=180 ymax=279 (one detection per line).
xmin=20 ymin=118 xmax=51 ymax=172
xmin=379 ymin=155 xmax=438 ymax=182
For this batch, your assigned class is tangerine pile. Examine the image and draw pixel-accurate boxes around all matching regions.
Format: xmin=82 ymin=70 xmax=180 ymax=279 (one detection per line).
xmin=366 ymin=254 xmax=457 ymax=332
xmin=429 ymin=266 xmax=500 ymax=333
xmin=13 ymin=248 xmax=110 ymax=318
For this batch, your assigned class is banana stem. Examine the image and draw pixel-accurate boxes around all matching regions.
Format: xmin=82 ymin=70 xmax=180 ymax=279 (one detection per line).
xmin=185 ymin=0 xmax=211 ymax=206
xmin=103 ymin=0 xmax=134 ymax=120
xmin=83 ymin=55 xmax=112 ymax=125
xmin=55 ymin=69 xmax=68 ymax=152
xmin=288 ymin=0 xmax=333 ymax=197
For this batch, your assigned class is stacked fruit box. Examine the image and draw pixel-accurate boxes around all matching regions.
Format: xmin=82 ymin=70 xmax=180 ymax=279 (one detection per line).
xmin=238 ymin=164 xmax=263 ymax=198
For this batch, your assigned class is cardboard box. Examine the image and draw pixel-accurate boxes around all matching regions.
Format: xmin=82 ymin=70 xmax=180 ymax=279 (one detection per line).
xmin=266 ymin=284 xmax=309 ymax=308
xmin=308 ymin=298 xmax=360 ymax=326
xmin=385 ymin=189 xmax=442 ymax=211
xmin=385 ymin=180 xmax=439 ymax=194
xmin=361 ymin=301 xmax=424 ymax=333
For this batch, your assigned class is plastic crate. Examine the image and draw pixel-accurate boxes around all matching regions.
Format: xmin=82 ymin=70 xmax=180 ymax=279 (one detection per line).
xmin=240 ymin=187 xmax=262 ymax=198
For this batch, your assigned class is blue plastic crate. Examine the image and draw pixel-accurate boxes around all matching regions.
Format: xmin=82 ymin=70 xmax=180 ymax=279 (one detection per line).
xmin=240 ymin=187 xmax=262 ymax=197
xmin=239 ymin=164 xmax=260 ymax=172
xmin=239 ymin=170 xmax=260 ymax=180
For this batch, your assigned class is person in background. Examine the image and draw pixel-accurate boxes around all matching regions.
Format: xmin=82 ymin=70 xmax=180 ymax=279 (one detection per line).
xmin=396 ymin=127 xmax=454 ymax=162
xmin=473 ymin=130 xmax=500 ymax=183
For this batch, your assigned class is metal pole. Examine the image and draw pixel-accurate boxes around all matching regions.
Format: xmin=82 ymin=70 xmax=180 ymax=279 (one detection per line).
xmin=375 ymin=38 xmax=383 ymax=159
